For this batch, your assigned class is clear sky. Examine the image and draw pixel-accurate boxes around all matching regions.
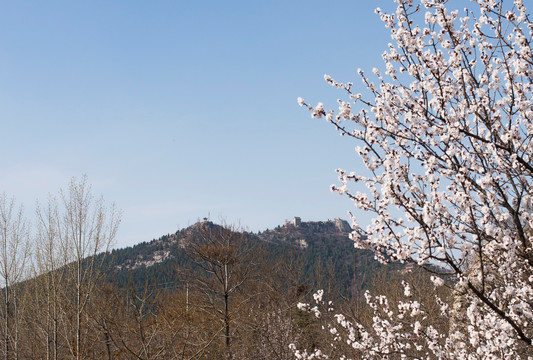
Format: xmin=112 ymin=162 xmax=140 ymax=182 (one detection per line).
xmin=0 ymin=0 xmax=393 ymax=249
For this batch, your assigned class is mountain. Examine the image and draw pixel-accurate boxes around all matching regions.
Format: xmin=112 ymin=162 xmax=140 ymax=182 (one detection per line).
xmin=15 ymin=217 xmax=445 ymax=359
xmin=102 ymin=217 xmax=399 ymax=298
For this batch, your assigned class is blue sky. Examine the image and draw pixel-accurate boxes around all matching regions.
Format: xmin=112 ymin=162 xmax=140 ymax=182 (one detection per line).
xmin=0 ymin=0 xmax=393 ymax=249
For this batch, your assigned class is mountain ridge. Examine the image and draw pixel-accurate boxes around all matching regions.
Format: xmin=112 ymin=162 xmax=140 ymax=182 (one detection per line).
xmin=104 ymin=217 xmax=394 ymax=298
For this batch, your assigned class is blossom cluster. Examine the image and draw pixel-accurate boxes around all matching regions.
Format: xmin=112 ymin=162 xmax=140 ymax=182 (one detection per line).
xmin=295 ymin=0 xmax=533 ymax=358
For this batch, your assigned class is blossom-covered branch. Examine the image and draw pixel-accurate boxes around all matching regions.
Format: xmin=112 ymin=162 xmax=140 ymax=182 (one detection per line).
xmin=294 ymin=0 xmax=533 ymax=358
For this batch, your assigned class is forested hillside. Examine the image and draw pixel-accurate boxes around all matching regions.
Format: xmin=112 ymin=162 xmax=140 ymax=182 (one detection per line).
xmin=1 ymin=212 xmax=441 ymax=359
xmin=103 ymin=218 xmax=396 ymax=299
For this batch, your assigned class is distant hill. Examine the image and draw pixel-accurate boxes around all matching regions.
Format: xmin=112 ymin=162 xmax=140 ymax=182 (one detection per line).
xmin=102 ymin=217 xmax=400 ymax=298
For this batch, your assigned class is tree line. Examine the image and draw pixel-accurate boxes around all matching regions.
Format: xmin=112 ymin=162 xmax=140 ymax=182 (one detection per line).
xmin=0 ymin=176 xmax=444 ymax=359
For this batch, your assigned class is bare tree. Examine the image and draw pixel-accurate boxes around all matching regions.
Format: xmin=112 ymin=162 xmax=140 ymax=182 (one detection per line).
xmin=33 ymin=195 xmax=70 ymax=360
xmin=183 ymin=222 xmax=258 ymax=360
xmin=56 ymin=176 xmax=121 ymax=360
xmin=0 ymin=195 xmax=30 ymax=360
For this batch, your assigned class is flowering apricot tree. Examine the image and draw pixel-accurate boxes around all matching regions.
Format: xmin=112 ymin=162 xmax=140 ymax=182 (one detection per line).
xmin=294 ymin=0 xmax=533 ymax=358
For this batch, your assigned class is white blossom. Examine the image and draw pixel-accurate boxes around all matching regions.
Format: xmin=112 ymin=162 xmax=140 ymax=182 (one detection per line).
xmin=292 ymin=0 xmax=533 ymax=358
